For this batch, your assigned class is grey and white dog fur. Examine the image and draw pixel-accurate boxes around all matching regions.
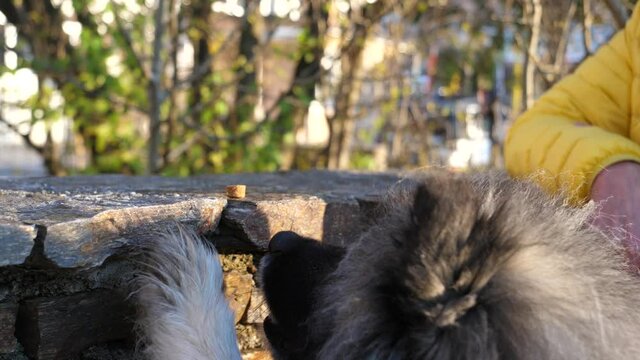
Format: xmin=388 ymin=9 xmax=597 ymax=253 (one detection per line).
xmin=136 ymin=172 xmax=640 ymax=360
xmin=133 ymin=226 xmax=241 ymax=360
xmin=260 ymin=171 xmax=640 ymax=359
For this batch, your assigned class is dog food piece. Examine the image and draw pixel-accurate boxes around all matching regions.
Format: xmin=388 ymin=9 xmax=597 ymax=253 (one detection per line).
xmin=226 ymin=185 xmax=246 ymax=199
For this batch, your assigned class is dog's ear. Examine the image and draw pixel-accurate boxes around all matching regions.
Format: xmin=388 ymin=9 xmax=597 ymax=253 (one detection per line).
xmin=408 ymin=175 xmax=476 ymax=245
xmin=398 ymin=176 xmax=480 ymax=302
xmin=410 ymin=183 xmax=439 ymax=227
xmin=404 ymin=180 xmax=444 ymax=254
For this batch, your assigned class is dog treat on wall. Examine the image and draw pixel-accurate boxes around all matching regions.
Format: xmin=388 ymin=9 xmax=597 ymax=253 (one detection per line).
xmin=226 ymin=185 xmax=247 ymax=199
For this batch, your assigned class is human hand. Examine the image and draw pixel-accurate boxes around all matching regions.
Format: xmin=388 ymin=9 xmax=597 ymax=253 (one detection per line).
xmin=590 ymin=161 xmax=640 ymax=270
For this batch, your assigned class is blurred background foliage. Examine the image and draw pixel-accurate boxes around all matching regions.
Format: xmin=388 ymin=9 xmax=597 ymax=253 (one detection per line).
xmin=0 ymin=0 xmax=636 ymax=176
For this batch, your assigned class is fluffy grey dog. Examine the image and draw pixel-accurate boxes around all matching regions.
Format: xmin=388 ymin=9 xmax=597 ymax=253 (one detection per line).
xmin=259 ymin=172 xmax=640 ymax=360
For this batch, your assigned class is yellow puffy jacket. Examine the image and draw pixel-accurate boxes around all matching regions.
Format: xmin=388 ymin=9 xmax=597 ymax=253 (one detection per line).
xmin=505 ymin=4 xmax=640 ymax=204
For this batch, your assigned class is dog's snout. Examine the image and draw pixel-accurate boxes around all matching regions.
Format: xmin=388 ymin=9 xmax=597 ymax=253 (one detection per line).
xmin=269 ymin=231 xmax=302 ymax=253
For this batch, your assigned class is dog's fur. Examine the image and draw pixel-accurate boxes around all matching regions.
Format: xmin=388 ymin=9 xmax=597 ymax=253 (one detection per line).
xmin=135 ymin=172 xmax=640 ymax=360
xmin=133 ymin=227 xmax=241 ymax=360
xmin=260 ymin=172 xmax=640 ymax=359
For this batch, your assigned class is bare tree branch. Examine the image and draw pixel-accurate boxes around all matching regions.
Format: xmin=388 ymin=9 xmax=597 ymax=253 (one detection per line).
xmin=113 ymin=5 xmax=149 ymax=80
xmin=0 ymin=2 xmax=20 ymax=25
xmin=620 ymin=0 xmax=635 ymax=11
xmin=0 ymin=113 xmax=44 ymax=155
xmin=172 ymin=31 xmax=239 ymax=89
xmin=602 ymin=0 xmax=629 ymax=28
xmin=164 ymin=132 xmax=201 ymax=164
xmin=176 ymin=82 xmax=297 ymax=147
xmin=550 ymin=1 xmax=577 ymax=79
xmin=525 ymin=0 xmax=542 ymax=109
xmin=582 ymin=0 xmax=593 ymax=56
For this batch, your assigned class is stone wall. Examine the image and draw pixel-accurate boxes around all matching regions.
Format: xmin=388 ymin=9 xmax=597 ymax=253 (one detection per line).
xmin=0 ymin=171 xmax=399 ymax=360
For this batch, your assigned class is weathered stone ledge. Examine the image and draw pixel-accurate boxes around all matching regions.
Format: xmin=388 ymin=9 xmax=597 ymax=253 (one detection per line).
xmin=0 ymin=171 xmax=398 ymax=269
xmin=0 ymin=171 xmax=399 ymax=359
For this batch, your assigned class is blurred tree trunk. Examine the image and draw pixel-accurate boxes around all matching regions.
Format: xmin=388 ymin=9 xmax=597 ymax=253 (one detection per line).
xmin=522 ymin=0 xmax=579 ymax=108
xmin=326 ymin=33 xmax=366 ymax=169
xmin=184 ymin=0 xmax=214 ymax=171
xmin=222 ymin=1 xmax=258 ymax=167
xmin=602 ymin=0 xmax=629 ymax=28
xmin=388 ymin=16 xmax=409 ymax=165
xmin=148 ymin=0 xmax=166 ymax=174
xmin=582 ymin=0 xmax=594 ymax=55
xmin=230 ymin=0 xmax=258 ymax=130
xmin=280 ymin=0 xmax=327 ymax=170
xmin=187 ymin=0 xmax=212 ymax=110
xmin=43 ymin=130 xmax=66 ymax=176
xmin=163 ymin=0 xmax=181 ymax=168
xmin=525 ymin=0 xmax=542 ymax=109
xmin=390 ymin=77 xmax=411 ymax=164
xmin=323 ymin=0 xmax=422 ymax=169
xmin=325 ymin=2 xmax=377 ymax=170
xmin=548 ymin=1 xmax=576 ymax=83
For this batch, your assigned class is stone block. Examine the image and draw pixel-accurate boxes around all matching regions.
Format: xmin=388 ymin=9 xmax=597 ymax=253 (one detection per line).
xmin=15 ymin=290 xmax=135 ymax=360
xmin=0 ymin=302 xmax=17 ymax=353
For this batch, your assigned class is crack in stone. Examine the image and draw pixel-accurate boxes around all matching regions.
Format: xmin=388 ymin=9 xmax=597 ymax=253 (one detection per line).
xmin=23 ymin=224 xmax=57 ymax=269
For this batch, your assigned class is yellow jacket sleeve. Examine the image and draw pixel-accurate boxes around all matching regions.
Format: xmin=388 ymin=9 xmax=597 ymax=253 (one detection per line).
xmin=505 ymin=4 xmax=640 ymax=204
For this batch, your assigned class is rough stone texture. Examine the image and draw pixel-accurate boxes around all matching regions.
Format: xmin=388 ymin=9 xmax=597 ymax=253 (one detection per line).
xmin=224 ymin=271 xmax=255 ymax=324
xmin=0 ymin=302 xmax=17 ymax=353
xmin=1 ymin=196 xmax=226 ymax=268
xmin=14 ymin=290 xmax=135 ymax=360
xmin=0 ymin=257 xmax=138 ymax=304
xmin=0 ymin=171 xmax=400 ymax=359
xmin=246 ymin=288 xmax=269 ymax=324
xmin=223 ymin=197 xmax=326 ymax=248
xmin=0 ymin=171 xmax=397 ymax=269
xmin=44 ymin=198 xmax=227 ymax=268
xmin=0 ymin=225 xmax=37 ymax=267
xmin=242 ymin=350 xmax=273 ymax=360
xmin=236 ymin=324 xmax=265 ymax=352
xmin=220 ymin=253 xmax=258 ymax=273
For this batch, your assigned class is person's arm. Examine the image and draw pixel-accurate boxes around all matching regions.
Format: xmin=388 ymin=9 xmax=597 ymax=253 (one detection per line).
xmin=505 ymin=4 xmax=640 ymax=204
xmin=590 ymin=161 xmax=640 ymax=269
